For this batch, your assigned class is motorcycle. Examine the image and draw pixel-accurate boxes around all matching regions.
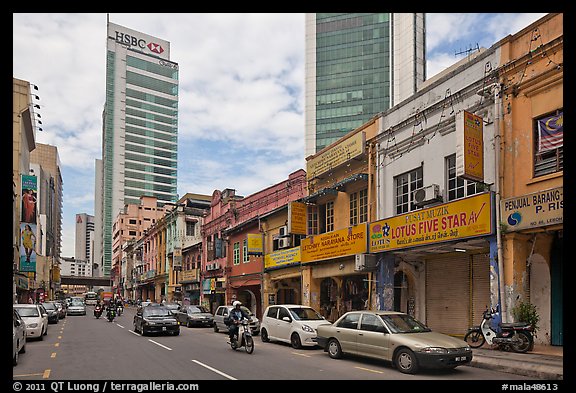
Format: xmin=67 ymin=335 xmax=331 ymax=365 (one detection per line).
xmin=117 ymin=304 xmax=124 ymax=316
xmin=229 ymin=318 xmax=254 ymax=354
xmin=464 ymin=305 xmax=534 ymax=353
xmin=106 ymin=307 xmax=116 ymax=322
xmin=94 ymin=305 xmax=103 ymax=319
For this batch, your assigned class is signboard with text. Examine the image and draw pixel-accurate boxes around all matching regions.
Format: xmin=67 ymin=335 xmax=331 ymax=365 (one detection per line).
xmin=247 ymin=233 xmax=263 ymax=255
xmin=265 ymin=246 xmax=301 ymax=269
xmin=369 ymin=192 xmax=493 ymax=253
xmin=306 ymin=132 xmax=365 ymax=180
xmin=501 ymin=187 xmax=563 ymax=232
xmin=456 ymin=110 xmax=484 ymax=182
xmin=301 ymin=224 xmax=367 ymax=263
xmin=288 ymin=201 xmax=307 ymax=235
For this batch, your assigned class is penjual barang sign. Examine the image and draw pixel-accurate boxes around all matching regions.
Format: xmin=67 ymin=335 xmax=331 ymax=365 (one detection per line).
xmin=501 ymin=186 xmax=563 ymax=232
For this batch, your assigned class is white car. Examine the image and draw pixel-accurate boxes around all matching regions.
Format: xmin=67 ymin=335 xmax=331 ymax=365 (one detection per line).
xmin=67 ymin=298 xmax=86 ymax=316
xmin=13 ymin=309 xmax=26 ymax=366
xmin=260 ymin=304 xmax=328 ymax=348
xmin=13 ymin=304 xmax=48 ymax=340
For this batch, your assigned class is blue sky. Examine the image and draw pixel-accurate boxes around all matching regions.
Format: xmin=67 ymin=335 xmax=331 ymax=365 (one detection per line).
xmin=12 ymin=13 xmax=548 ymax=257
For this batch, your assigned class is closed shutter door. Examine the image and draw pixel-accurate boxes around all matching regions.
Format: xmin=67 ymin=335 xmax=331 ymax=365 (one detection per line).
xmin=426 ymin=255 xmax=470 ymax=336
xmin=471 ymin=253 xmax=490 ymax=328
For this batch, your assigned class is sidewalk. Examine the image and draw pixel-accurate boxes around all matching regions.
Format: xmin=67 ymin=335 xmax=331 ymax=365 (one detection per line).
xmin=469 ymin=344 xmax=563 ymax=380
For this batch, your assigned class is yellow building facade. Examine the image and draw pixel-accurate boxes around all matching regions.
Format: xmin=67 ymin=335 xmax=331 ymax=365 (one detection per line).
xmin=497 ymin=13 xmax=563 ymax=345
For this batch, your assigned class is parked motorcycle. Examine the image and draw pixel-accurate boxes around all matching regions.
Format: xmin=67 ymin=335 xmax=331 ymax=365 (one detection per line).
xmin=94 ymin=304 xmax=103 ymax=319
xmin=229 ymin=318 xmax=254 ymax=354
xmin=464 ymin=305 xmax=533 ymax=353
xmin=107 ymin=307 xmax=116 ymax=323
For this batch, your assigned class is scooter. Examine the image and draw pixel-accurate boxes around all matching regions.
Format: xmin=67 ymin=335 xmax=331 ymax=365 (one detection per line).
xmin=464 ymin=305 xmax=533 ymax=353
xmin=229 ymin=318 xmax=254 ymax=354
xmin=94 ymin=304 xmax=103 ymax=319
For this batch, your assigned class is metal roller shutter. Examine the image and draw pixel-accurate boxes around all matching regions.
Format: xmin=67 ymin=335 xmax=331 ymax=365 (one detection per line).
xmin=425 ymin=254 xmax=470 ymax=336
xmin=471 ymin=253 xmax=490 ymax=328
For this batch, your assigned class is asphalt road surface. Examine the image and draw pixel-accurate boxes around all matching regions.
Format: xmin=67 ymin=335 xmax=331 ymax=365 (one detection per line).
xmin=13 ymin=306 xmax=528 ymax=382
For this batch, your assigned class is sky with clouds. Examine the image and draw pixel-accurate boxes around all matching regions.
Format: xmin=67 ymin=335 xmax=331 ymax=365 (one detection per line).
xmin=12 ymin=13 xmax=548 ymax=257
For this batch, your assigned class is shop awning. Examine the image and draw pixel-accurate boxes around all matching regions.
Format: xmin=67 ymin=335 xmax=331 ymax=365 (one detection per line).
xmin=303 ymin=187 xmax=338 ymax=203
xmin=334 ymin=173 xmax=368 ymax=191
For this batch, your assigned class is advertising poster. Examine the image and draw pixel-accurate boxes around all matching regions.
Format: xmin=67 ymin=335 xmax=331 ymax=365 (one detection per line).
xmin=21 ymin=174 xmax=38 ymax=224
xmin=19 ymin=222 xmax=37 ymax=272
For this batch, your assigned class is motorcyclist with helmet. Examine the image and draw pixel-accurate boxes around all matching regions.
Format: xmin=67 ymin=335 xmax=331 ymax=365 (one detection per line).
xmin=228 ymin=300 xmax=250 ymax=343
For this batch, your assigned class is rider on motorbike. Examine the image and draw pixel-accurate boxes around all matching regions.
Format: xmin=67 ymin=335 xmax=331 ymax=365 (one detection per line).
xmin=106 ymin=299 xmax=117 ymax=318
xmin=228 ymin=301 xmax=250 ymax=343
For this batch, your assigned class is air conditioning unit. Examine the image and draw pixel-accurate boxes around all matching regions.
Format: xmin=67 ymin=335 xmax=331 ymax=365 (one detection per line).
xmin=278 ymin=225 xmax=289 ymax=237
xmin=354 ymin=254 xmax=378 ymax=271
xmin=413 ymin=184 xmax=442 ymax=206
xmin=206 ymin=262 xmax=219 ymax=271
xmin=278 ymin=237 xmax=291 ymax=249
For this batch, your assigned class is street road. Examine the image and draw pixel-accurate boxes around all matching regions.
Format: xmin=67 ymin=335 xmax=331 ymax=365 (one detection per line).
xmin=13 ymin=305 xmax=527 ymax=381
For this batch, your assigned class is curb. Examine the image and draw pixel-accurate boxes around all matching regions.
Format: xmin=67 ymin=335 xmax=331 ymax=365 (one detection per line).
xmin=469 ymin=354 xmax=563 ymax=380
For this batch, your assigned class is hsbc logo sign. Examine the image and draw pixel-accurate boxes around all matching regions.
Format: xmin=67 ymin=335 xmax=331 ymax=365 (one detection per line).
xmin=147 ymin=42 xmax=164 ymax=54
xmin=115 ymin=31 xmax=164 ymax=55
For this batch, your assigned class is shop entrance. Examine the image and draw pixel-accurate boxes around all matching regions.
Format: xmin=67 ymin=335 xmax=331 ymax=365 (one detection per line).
xmin=320 ymin=278 xmax=338 ymax=321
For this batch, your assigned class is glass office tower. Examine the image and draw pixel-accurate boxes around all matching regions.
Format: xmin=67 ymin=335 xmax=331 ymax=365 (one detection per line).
xmin=96 ymin=21 xmax=179 ymax=276
xmin=305 ymin=13 xmax=425 ymax=156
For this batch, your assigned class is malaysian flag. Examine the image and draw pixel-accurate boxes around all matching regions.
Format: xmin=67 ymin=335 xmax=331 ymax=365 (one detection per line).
xmin=538 ymin=112 xmax=563 ymax=152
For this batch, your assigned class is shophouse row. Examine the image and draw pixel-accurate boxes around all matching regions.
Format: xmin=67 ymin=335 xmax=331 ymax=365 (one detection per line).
xmin=112 ymin=14 xmax=562 ymax=346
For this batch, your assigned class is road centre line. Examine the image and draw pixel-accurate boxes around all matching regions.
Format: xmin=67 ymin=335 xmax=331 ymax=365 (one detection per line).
xmin=51 ymin=353 xmax=57 ymax=358
xmin=129 ymin=330 xmax=140 ymax=336
xmin=191 ymin=360 xmax=237 ymax=380
xmin=116 ymin=323 xmax=125 ymax=328
xmin=43 ymin=369 xmax=51 ymax=379
xmin=148 ymin=339 xmax=172 ymax=351
xmin=291 ymin=352 xmax=312 ymax=357
xmin=354 ymin=366 xmax=384 ymax=374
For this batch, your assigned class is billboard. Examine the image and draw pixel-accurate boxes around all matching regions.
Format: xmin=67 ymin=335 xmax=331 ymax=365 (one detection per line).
xmin=247 ymin=233 xmax=263 ymax=255
xmin=288 ymin=201 xmax=307 ymax=235
xmin=301 ymin=223 xmax=367 ymax=263
xmin=19 ymin=223 xmax=37 ymax=272
xmin=369 ymin=192 xmax=493 ymax=253
xmin=21 ymin=174 xmax=37 ymax=224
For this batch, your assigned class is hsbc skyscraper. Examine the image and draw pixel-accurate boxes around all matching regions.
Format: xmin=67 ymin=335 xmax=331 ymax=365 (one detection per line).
xmin=94 ymin=21 xmax=179 ymax=277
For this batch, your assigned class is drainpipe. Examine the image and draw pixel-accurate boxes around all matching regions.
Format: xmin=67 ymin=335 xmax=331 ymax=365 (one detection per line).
xmin=494 ymin=82 xmax=508 ymax=323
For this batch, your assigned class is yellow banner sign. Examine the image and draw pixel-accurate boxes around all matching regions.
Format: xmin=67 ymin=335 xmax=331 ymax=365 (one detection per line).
xmin=289 ymin=201 xmax=307 ymax=235
xmin=369 ymin=192 xmax=493 ymax=252
xmin=265 ymin=246 xmax=301 ymax=269
xmin=301 ymin=223 xmax=367 ymax=263
xmin=247 ymin=233 xmax=263 ymax=254
xmin=457 ymin=110 xmax=484 ymax=182
xmin=307 ymin=132 xmax=365 ymax=180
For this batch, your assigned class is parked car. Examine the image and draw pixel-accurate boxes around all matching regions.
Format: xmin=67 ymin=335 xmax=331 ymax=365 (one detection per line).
xmin=174 ymin=305 xmax=214 ymax=328
xmin=316 ymin=310 xmax=473 ymax=374
xmin=260 ymin=304 xmax=327 ymax=348
xmin=133 ymin=304 xmax=180 ymax=336
xmin=13 ymin=304 xmax=48 ymax=340
xmin=67 ymin=297 xmax=86 ymax=316
xmin=41 ymin=302 xmax=60 ymax=324
xmin=13 ymin=309 xmax=27 ymax=366
xmin=213 ymin=305 xmax=260 ymax=335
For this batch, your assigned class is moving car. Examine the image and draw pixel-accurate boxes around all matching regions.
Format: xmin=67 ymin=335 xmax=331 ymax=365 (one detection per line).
xmin=13 ymin=309 xmax=26 ymax=366
xmin=213 ymin=305 xmax=260 ymax=335
xmin=133 ymin=304 xmax=180 ymax=336
xmin=260 ymin=304 xmax=327 ymax=348
xmin=163 ymin=303 xmax=181 ymax=315
xmin=316 ymin=310 xmax=473 ymax=374
xmin=174 ymin=305 xmax=214 ymax=328
xmin=13 ymin=304 xmax=48 ymax=340
xmin=41 ymin=301 xmax=60 ymax=324
xmin=67 ymin=297 xmax=87 ymax=316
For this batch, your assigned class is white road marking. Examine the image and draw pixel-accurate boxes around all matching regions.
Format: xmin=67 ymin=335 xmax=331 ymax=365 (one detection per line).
xmin=148 ymin=339 xmax=172 ymax=351
xmin=116 ymin=324 xmax=125 ymax=329
xmin=191 ymin=360 xmax=237 ymax=380
xmin=129 ymin=330 xmax=140 ymax=336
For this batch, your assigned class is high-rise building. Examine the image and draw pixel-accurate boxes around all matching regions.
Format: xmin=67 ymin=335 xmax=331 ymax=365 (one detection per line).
xmin=75 ymin=213 xmax=94 ymax=277
xmin=305 ymin=13 xmax=426 ymax=156
xmin=95 ymin=20 xmax=179 ymax=276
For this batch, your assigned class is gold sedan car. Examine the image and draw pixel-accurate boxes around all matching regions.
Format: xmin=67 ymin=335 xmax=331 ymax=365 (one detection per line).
xmin=316 ymin=310 xmax=472 ymax=374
